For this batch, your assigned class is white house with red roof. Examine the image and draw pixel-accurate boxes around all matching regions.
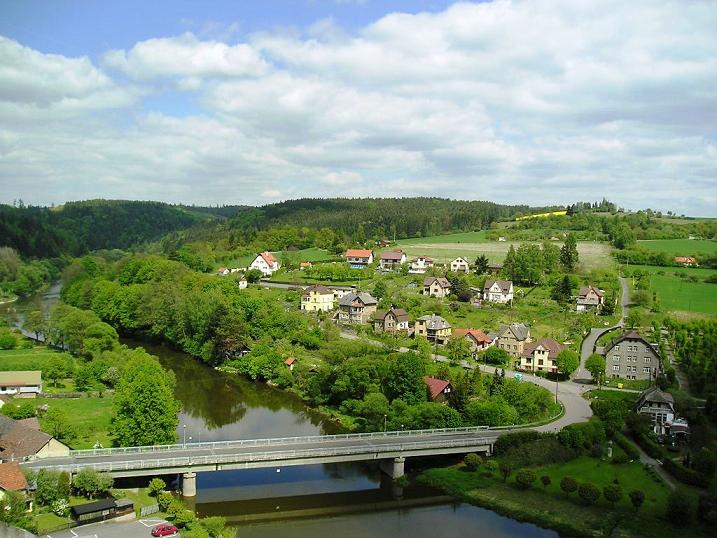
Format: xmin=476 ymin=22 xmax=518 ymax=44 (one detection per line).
xmin=249 ymin=251 xmax=280 ymax=276
xmin=345 ymin=249 xmax=374 ymax=268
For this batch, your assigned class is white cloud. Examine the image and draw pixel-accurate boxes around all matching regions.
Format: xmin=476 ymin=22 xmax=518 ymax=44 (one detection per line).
xmin=1 ymin=0 xmax=717 ymax=215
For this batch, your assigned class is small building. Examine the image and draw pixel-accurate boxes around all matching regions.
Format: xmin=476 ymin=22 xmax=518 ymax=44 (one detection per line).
xmin=520 ymin=338 xmax=564 ymax=373
xmin=423 ymin=377 xmax=452 ymax=403
xmin=330 ymin=285 xmax=356 ymax=300
xmin=674 ymin=256 xmax=697 ymax=267
xmin=345 ymin=249 xmax=374 ymax=268
xmin=300 ymin=262 xmax=313 ymax=270
xmin=498 ymin=237 xmax=507 ymax=242
xmin=453 ymin=328 xmax=493 ymax=355
xmin=483 ymin=280 xmax=514 ymax=304
xmin=0 ymin=371 xmax=42 ymax=397
xmin=449 ymin=257 xmax=470 ymax=273
xmin=379 ymin=250 xmax=407 ymax=271
xmin=635 ymin=386 xmax=679 ymax=436
xmin=423 ymin=276 xmax=452 ymax=298
xmin=486 ymin=262 xmax=503 ymax=275
xmin=414 ymin=315 xmax=452 ymax=345
xmin=216 ymin=267 xmax=230 ymax=276
xmin=0 ymin=462 xmax=28 ymax=500
xmin=576 ymin=286 xmax=605 ymax=312
xmin=489 ymin=323 xmax=531 ymax=357
xmin=71 ymin=498 xmax=134 ymax=524
xmin=237 ymin=277 xmax=248 ymax=289
xmin=603 ymin=331 xmax=661 ymax=381
xmin=336 ymin=292 xmax=378 ymax=324
xmin=249 ymin=252 xmax=280 ymax=276
xmin=0 ymin=416 xmax=70 ymax=462
xmin=374 ymin=308 xmax=410 ymax=334
xmin=301 ymin=285 xmax=335 ymax=312
xmin=284 ymin=357 xmax=296 ymax=371
xmin=409 ymin=256 xmax=434 ymax=274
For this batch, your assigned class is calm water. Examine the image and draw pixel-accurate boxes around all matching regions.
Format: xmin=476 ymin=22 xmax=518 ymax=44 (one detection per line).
xmin=3 ymin=284 xmax=557 ymax=538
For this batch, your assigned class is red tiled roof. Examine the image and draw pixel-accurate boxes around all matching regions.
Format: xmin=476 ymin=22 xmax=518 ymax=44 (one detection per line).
xmin=454 ymin=328 xmax=492 ymax=344
xmin=0 ymin=462 xmax=28 ymax=492
xmin=260 ymin=252 xmax=277 ymax=265
xmin=423 ymin=377 xmax=451 ymax=400
xmin=346 ymin=249 xmax=373 ymax=258
xmin=284 ymin=357 xmax=296 ymax=366
xmin=674 ymin=256 xmax=696 ymax=263
xmin=300 ymin=262 xmax=312 ymax=267
xmin=522 ymin=338 xmax=564 ymax=359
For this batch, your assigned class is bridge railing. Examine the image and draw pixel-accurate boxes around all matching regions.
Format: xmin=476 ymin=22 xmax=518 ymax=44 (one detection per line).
xmin=29 ymin=436 xmax=497 ymax=473
xmin=60 ymin=426 xmax=497 ymax=459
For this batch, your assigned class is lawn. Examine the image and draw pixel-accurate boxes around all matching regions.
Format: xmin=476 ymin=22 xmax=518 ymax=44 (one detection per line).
xmin=217 ymin=247 xmax=337 ymax=271
xmin=35 ymin=396 xmax=114 ymax=449
xmin=650 ymin=274 xmax=717 ymax=315
xmin=0 ymin=345 xmax=75 ymax=371
xmin=637 ymin=239 xmax=717 ymax=258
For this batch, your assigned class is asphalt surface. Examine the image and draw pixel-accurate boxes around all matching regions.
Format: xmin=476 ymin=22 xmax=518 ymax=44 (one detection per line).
xmin=44 ymin=518 xmax=177 ymax=538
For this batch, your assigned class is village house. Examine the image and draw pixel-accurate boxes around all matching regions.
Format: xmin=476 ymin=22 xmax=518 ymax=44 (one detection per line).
xmin=449 ymin=256 xmax=470 ymax=273
xmin=329 ymin=285 xmax=356 ymax=300
xmin=345 ymin=249 xmax=374 ymax=268
xmin=423 ymin=276 xmax=452 ymax=298
xmin=284 ymin=357 xmax=296 ymax=371
xmin=409 ymin=256 xmax=434 ymax=274
xmin=414 ymin=314 xmax=452 ymax=345
xmin=576 ymin=285 xmax=605 ymax=312
xmin=249 ymin=251 xmax=280 ymax=276
xmin=216 ymin=267 xmax=230 ymax=276
xmin=634 ymin=386 xmax=680 ymax=436
xmin=0 ymin=462 xmax=29 ymax=501
xmin=0 ymin=415 xmax=70 ymax=462
xmin=373 ymin=308 xmax=410 ymax=334
xmin=0 ymin=371 xmax=42 ymax=398
xmin=423 ymin=377 xmax=452 ymax=403
xmin=486 ymin=262 xmax=503 ymax=275
xmin=379 ymin=250 xmax=407 ymax=271
xmin=520 ymin=338 xmax=564 ymax=373
xmin=336 ymin=292 xmax=378 ymax=324
xmin=453 ymin=328 xmax=494 ymax=356
xmin=300 ymin=261 xmax=313 ymax=270
xmin=238 ymin=277 xmax=248 ymax=289
xmin=603 ymin=331 xmax=661 ymax=381
xmin=489 ymin=323 xmax=531 ymax=357
xmin=483 ymin=280 xmax=514 ymax=304
xmin=674 ymin=256 xmax=697 ymax=266
xmin=301 ymin=285 xmax=335 ymax=312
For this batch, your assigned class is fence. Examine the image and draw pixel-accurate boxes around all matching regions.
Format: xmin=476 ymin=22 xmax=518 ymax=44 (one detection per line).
xmin=140 ymin=504 xmax=160 ymax=517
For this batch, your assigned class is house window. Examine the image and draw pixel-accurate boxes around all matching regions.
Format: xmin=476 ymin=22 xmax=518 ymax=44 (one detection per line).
xmin=613 ymin=355 xmax=620 ymax=361
xmin=644 ymin=357 xmax=651 ymax=363
xmin=614 ymin=345 xmax=620 ymax=351
xmin=643 ymin=367 xmax=651 ymax=373
xmin=613 ymin=365 xmax=620 ymax=371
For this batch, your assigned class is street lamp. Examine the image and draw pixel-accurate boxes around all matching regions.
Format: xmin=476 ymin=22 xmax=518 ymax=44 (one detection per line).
xmin=383 ymin=414 xmax=387 ymax=432
xmin=183 ymin=424 xmax=187 ymax=448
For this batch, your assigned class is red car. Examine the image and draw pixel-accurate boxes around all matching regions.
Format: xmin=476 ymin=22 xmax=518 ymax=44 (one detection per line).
xmin=151 ymin=524 xmax=178 ymax=537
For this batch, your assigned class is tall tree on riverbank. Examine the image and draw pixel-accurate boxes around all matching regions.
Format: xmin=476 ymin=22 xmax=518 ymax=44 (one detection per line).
xmin=110 ymin=350 xmax=180 ymax=446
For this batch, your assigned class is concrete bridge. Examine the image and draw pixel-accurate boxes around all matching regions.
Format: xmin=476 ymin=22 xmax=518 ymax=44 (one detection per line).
xmin=21 ymin=426 xmax=514 ymax=496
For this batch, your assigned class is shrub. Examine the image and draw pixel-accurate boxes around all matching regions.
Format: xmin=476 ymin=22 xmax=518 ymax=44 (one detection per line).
xmin=662 ymin=458 xmax=711 ymax=487
xmin=560 ymin=476 xmax=578 ymax=497
xmin=692 ymin=448 xmax=717 ymax=478
xmin=629 ymin=490 xmax=645 ymax=512
xmin=499 ymin=462 xmax=512 ymax=482
xmin=578 ymin=483 xmax=601 ymax=505
xmin=666 ymin=491 xmax=693 ymax=527
xmin=148 ymin=477 xmax=166 ymax=497
xmin=464 ymin=453 xmax=482 ymax=471
xmin=540 ymin=475 xmax=551 ymax=489
xmin=611 ymin=451 xmax=629 ymax=465
xmin=483 ymin=460 xmax=499 ymax=473
xmin=157 ymin=492 xmax=174 ymax=512
xmin=494 ymin=431 xmax=543 ymax=455
xmin=603 ymin=483 xmax=623 ymax=507
xmin=515 ymin=469 xmax=537 ymax=490
xmin=613 ymin=432 xmax=640 ymax=460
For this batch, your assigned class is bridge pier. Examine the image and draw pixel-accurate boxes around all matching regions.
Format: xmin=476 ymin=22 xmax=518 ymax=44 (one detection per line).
xmin=379 ymin=457 xmax=405 ymax=480
xmin=182 ymin=472 xmax=197 ymax=497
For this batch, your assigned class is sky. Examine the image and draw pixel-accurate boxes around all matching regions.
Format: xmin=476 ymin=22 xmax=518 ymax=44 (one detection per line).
xmin=0 ymin=0 xmax=716 ymax=215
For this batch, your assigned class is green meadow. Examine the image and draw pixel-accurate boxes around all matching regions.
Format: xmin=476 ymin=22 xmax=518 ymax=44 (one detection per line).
xmin=637 ymin=238 xmax=717 ymax=257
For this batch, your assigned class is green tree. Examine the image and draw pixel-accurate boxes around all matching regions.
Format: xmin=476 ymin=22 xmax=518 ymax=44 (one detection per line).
xmin=560 ymin=234 xmax=579 ymax=271
xmin=555 ymin=349 xmax=580 ymax=379
xmin=541 ymin=241 xmax=561 ymax=273
xmin=611 ymin=222 xmax=635 ymax=249
xmin=110 ymin=351 xmax=180 ymax=446
xmin=585 ymin=353 xmax=606 ymax=387
xmin=82 ymin=321 xmax=119 ymax=357
xmin=578 ymin=483 xmax=601 ymax=505
xmin=43 ymin=407 xmax=76 ymax=442
xmin=464 ymin=453 xmax=482 ymax=471
xmin=0 ymin=490 xmax=30 ymax=528
xmin=480 ymin=347 xmax=510 ymax=366
xmin=25 ymin=310 xmax=46 ymax=341
xmin=560 ymin=476 xmax=578 ymax=497
xmin=629 ymin=490 xmax=645 ymax=512
xmin=515 ymin=468 xmax=537 ymax=490
xmin=625 ymin=310 xmax=642 ymax=330
xmin=540 ymin=475 xmax=551 ymax=489
xmin=499 ymin=462 xmax=512 ymax=482
xmin=446 ymin=336 xmax=472 ymax=364
xmin=603 ymin=483 xmax=623 ymax=507
xmin=552 ymin=275 xmax=573 ymax=304
xmin=35 ymin=470 xmax=63 ymax=506
xmin=0 ymin=331 xmax=17 ymax=350
xmin=474 ymin=254 xmax=489 ymax=275
xmin=372 ymin=280 xmax=387 ymax=300
xmin=148 ymin=477 xmax=166 ymax=497
xmin=73 ymin=364 xmax=93 ymax=392
xmin=385 ymin=353 xmax=426 ymax=405
xmin=73 ymin=469 xmax=114 ymax=499
xmin=44 ymin=355 xmax=68 ymax=387
xmin=665 ymin=491 xmax=693 ymax=527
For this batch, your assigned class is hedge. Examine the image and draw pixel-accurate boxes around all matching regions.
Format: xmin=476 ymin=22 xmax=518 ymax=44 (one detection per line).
xmin=613 ymin=432 xmax=641 ymax=460
xmin=662 ymin=458 xmax=711 ymax=488
xmin=634 ymin=432 xmax=665 ymax=460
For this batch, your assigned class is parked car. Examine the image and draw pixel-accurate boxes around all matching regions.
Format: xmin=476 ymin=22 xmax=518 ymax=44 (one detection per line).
xmin=151 ymin=524 xmax=178 ymax=537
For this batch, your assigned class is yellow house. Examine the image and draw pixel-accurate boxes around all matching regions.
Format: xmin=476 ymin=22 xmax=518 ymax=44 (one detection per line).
xmin=414 ymin=314 xmax=452 ymax=345
xmin=301 ymin=285 xmax=335 ymax=312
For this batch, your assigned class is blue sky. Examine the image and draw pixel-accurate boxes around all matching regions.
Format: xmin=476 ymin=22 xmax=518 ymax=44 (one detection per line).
xmin=0 ymin=0 xmax=715 ymax=215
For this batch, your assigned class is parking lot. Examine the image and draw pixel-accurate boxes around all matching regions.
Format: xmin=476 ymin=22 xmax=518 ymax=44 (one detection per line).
xmin=44 ymin=518 xmax=178 ymax=538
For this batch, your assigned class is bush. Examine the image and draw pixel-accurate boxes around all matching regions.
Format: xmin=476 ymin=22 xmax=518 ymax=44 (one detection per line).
xmin=493 ymin=431 xmax=542 ymax=455
xmin=499 ymin=437 xmax=576 ymax=468
xmin=540 ymin=475 xmax=551 ymax=489
xmin=603 ymin=483 xmax=623 ymax=507
xmin=560 ymin=476 xmax=578 ymax=497
xmin=629 ymin=490 xmax=645 ymax=512
xmin=634 ymin=432 xmax=665 ymax=460
xmin=157 ymin=492 xmax=174 ymax=512
xmin=613 ymin=432 xmax=640 ymax=460
xmin=515 ymin=469 xmax=537 ymax=490
xmin=692 ymin=448 xmax=717 ymax=478
xmin=578 ymin=483 xmax=601 ymax=505
xmin=464 ymin=453 xmax=482 ymax=471
xmin=662 ymin=458 xmax=711 ymax=487
xmin=611 ymin=451 xmax=630 ymax=465
xmin=666 ymin=491 xmax=693 ymax=527
xmin=148 ymin=477 xmax=166 ymax=497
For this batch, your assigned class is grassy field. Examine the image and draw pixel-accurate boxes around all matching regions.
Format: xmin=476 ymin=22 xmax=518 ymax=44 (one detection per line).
xmin=627 ymin=264 xmax=717 ymax=316
xmin=637 ymin=239 xmax=717 ymax=257
xmin=35 ymin=396 xmax=114 ymax=449
xmin=218 ymin=247 xmax=336 ymax=270
xmin=0 ymin=345 xmax=75 ymax=371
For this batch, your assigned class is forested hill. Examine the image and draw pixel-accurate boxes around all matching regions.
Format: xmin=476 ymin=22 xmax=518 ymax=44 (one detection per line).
xmin=228 ymin=198 xmax=548 ymax=240
xmin=0 ymin=200 xmax=213 ymax=257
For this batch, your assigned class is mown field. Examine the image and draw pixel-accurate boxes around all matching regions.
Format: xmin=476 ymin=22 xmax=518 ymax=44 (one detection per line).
xmin=629 ymin=264 xmax=717 ymax=316
xmin=0 ymin=345 xmax=75 ymax=371
xmin=218 ymin=247 xmax=337 ymax=270
xmin=34 ymin=396 xmax=114 ymax=449
xmin=637 ymin=238 xmax=717 ymax=257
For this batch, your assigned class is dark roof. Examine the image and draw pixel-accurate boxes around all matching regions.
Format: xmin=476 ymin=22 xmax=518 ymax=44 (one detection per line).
xmin=0 ymin=416 xmax=54 ymax=460
xmin=375 ymin=308 xmax=410 ymax=323
xmin=380 ymin=251 xmax=405 ymax=261
xmin=578 ymin=286 xmax=604 ymax=298
xmin=423 ymin=276 xmax=451 ymax=288
xmin=0 ymin=462 xmax=29 ymax=491
xmin=522 ymin=338 xmax=564 ymax=359
xmin=338 ymin=292 xmax=377 ymax=307
xmin=483 ymin=280 xmax=513 ymax=293
xmin=303 ymin=284 xmax=333 ymax=295
xmin=423 ymin=377 xmax=451 ymax=400
xmin=71 ymin=498 xmax=117 ymax=516
xmin=636 ymin=386 xmax=674 ymax=409
xmin=492 ymin=323 xmax=530 ymax=342
xmin=416 ymin=314 xmax=451 ymax=330
xmin=605 ymin=331 xmax=660 ymax=356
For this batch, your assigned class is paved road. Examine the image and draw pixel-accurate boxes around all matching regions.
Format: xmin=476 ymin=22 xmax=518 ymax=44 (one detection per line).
xmin=45 ymin=517 xmax=176 ymax=538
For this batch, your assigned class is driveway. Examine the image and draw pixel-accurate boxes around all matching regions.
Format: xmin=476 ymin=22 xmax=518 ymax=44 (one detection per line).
xmin=45 ymin=518 xmax=177 ymax=538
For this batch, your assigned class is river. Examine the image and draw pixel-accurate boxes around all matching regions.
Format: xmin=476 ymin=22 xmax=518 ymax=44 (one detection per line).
xmin=2 ymin=284 xmax=556 ymax=538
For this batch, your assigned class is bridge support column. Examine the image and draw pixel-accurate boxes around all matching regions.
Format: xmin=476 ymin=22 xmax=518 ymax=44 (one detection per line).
xmin=379 ymin=457 xmax=405 ymax=480
xmin=182 ymin=472 xmax=197 ymax=497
